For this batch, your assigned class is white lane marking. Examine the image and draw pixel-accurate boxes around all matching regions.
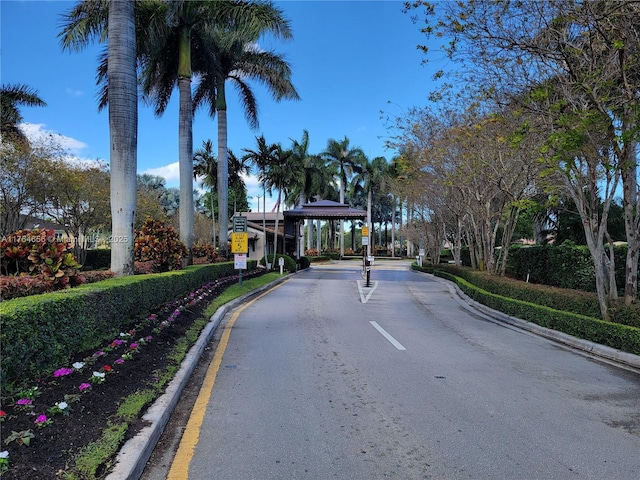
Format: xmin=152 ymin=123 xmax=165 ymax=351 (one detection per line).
xmin=369 ymin=321 xmax=406 ymax=351
xmin=357 ymin=280 xmax=378 ymax=303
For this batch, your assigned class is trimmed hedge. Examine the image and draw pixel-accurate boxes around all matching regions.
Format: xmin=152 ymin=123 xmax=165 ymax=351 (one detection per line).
xmin=412 ymin=264 xmax=640 ymax=356
xmin=425 ymin=263 xmax=640 ymax=327
xmin=261 ymin=254 xmax=297 ymax=272
xmin=0 ymin=261 xmax=255 ymax=390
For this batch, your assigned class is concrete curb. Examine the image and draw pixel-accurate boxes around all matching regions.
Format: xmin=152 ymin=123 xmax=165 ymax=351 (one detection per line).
xmin=428 ymin=272 xmax=640 ymax=371
xmin=106 ymin=275 xmax=289 ymax=480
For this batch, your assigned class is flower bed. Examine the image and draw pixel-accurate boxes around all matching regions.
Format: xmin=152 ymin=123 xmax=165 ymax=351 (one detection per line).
xmin=0 ymin=271 xmax=263 ymax=479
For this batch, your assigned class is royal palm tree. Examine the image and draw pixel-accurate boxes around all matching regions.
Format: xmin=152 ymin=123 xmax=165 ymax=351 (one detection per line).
xmin=261 ymin=144 xmax=294 ymax=259
xmin=1 ymin=83 xmax=46 ymax=148
xmin=193 ymin=14 xmax=298 ymax=259
xmin=287 ymin=130 xmax=333 ymax=252
xmin=107 ymin=0 xmax=137 ymax=276
xmin=194 ymin=139 xmax=217 ymax=246
xmin=352 ymin=156 xmax=388 ymax=255
xmin=322 ymin=136 xmax=365 ymax=256
xmin=242 ymin=135 xmax=279 ymax=262
xmin=60 ymin=0 xmax=292 ymax=262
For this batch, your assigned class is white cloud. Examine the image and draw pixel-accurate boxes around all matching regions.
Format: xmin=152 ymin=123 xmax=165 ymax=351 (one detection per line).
xmin=66 ymin=88 xmax=84 ymax=97
xmin=19 ymin=123 xmax=88 ymax=153
xmin=143 ymin=162 xmax=180 ymax=184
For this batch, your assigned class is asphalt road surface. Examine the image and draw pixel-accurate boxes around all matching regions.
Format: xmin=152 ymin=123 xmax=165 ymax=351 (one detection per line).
xmin=142 ymin=260 xmax=640 ymax=480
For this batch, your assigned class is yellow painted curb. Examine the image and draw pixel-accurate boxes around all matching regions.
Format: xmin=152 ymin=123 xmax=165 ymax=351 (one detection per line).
xmin=167 ymin=281 xmax=286 ymax=479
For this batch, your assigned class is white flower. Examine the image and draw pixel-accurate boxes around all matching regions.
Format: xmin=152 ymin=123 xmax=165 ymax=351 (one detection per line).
xmin=92 ymin=371 xmax=106 ymax=379
xmin=0 ymin=451 xmax=8 ymax=459
xmin=56 ymin=402 xmax=68 ymax=410
xmin=72 ymin=362 xmax=85 ymax=370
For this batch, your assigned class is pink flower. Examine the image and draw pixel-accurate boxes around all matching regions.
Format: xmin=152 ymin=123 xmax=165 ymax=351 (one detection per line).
xmin=114 ymin=358 xmax=125 ymax=365
xmin=129 ymin=343 xmax=138 ymax=350
xmin=34 ymin=414 xmax=48 ymax=425
xmin=109 ymin=339 xmax=123 ymax=347
xmin=78 ymin=383 xmax=91 ymax=392
xmin=53 ymin=367 xmax=73 ymax=377
xmin=16 ymin=398 xmax=32 ymax=406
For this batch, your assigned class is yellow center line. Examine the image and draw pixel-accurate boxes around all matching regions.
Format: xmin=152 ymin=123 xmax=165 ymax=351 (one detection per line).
xmin=167 ymin=281 xmax=287 ymax=480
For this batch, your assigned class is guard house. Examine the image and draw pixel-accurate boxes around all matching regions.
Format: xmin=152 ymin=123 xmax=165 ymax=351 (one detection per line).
xmin=284 ymin=200 xmax=367 ymax=258
xmin=233 ymin=200 xmax=367 ymax=261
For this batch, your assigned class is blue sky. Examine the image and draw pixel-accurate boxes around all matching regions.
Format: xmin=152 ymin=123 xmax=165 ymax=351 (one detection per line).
xmin=1 ymin=0 xmax=439 ymax=211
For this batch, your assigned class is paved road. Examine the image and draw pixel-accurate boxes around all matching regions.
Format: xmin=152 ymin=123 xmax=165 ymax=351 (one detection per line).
xmin=142 ymin=260 xmax=640 ymax=479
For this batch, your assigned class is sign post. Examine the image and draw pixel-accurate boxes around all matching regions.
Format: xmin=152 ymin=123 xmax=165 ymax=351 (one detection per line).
xmin=232 ymin=215 xmax=248 ymax=285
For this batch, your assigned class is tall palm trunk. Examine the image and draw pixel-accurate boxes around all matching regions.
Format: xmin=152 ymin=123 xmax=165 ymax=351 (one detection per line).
xmin=216 ymin=79 xmax=229 ymax=259
xmin=108 ymin=0 xmax=137 ymax=276
xmin=178 ymin=26 xmax=194 ymax=263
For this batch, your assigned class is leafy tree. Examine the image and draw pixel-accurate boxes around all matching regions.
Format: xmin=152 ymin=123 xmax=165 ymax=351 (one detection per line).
xmin=42 ymin=160 xmax=111 ymax=265
xmin=405 ymin=0 xmax=640 ymax=311
xmin=0 ymin=139 xmax=55 ymax=234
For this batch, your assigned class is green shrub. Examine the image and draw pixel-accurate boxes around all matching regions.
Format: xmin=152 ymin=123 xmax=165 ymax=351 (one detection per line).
xmin=298 ymin=256 xmax=311 ymax=269
xmin=261 ymin=254 xmax=297 ymax=272
xmin=83 ymin=248 xmax=111 ymax=270
xmin=412 ymin=264 xmax=640 ymax=355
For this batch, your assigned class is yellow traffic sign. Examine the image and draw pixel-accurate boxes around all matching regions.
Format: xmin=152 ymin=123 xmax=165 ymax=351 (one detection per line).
xmin=362 ymin=226 xmax=369 ymax=236
xmin=231 ymin=232 xmax=248 ymax=253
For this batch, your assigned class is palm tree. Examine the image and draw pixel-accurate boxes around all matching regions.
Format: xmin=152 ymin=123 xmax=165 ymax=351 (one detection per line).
xmin=287 ymin=130 xmax=333 ymax=252
xmin=1 ymin=83 xmax=46 ymax=148
xmin=261 ymin=144 xmax=294 ymax=259
xmin=194 ymin=139 xmax=217 ymax=246
xmin=193 ymin=13 xmax=298 ymax=259
xmin=354 ymin=156 xmax=388 ymax=255
xmin=227 ymin=149 xmax=251 ymax=214
xmin=60 ymin=0 xmax=293 ymax=262
xmin=322 ymin=136 xmax=365 ymax=256
xmin=107 ymin=0 xmax=137 ymax=276
xmin=242 ymin=135 xmax=279 ymax=262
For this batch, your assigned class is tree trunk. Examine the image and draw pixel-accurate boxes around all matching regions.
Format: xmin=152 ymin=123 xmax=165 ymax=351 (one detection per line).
xmin=178 ymin=26 xmax=193 ymax=264
xmin=217 ymin=79 xmax=229 ymax=259
xmin=621 ymin=140 xmax=639 ymax=304
xmin=108 ymin=0 xmax=137 ymax=276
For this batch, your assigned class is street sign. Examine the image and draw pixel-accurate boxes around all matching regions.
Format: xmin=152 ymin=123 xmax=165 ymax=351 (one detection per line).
xmin=234 ymin=253 xmax=247 ymax=270
xmin=233 ymin=215 xmax=247 ymax=233
xmin=361 ymin=226 xmax=369 ymax=236
xmin=231 ymin=232 xmax=248 ymax=253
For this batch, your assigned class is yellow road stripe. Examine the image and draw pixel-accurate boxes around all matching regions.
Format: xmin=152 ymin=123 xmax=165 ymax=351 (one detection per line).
xmin=167 ymin=282 xmax=286 ymax=479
